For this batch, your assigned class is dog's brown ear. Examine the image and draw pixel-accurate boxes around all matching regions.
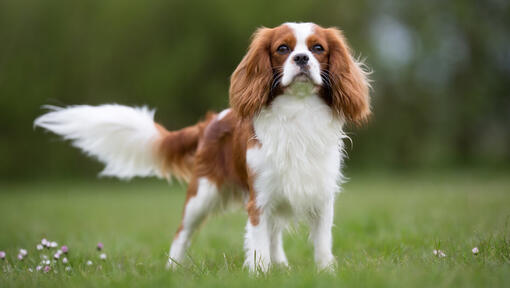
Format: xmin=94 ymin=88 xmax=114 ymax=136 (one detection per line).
xmin=325 ymin=28 xmax=371 ymax=124
xmin=229 ymin=28 xmax=274 ymax=119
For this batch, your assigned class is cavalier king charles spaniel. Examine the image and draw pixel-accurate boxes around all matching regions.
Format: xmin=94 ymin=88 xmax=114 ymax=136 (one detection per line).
xmin=35 ymin=22 xmax=371 ymax=272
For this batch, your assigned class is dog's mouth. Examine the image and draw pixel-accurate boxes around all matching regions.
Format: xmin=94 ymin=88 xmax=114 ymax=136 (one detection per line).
xmin=293 ymin=71 xmax=311 ymax=83
xmin=284 ymin=72 xmax=319 ymax=96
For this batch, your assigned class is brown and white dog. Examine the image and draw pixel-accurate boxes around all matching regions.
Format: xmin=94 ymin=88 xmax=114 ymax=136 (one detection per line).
xmin=35 ymin=22 xmax=371 ymax=272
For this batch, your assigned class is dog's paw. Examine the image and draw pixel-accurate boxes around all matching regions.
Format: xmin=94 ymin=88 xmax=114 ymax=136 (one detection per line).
xmin=274 ymin=261 xmax=289 ymax=269
xmin=165 ymin=258 xmax=180 ymax=271
xmin=244 ymin=260 xmax=271 ymax=275
xmin=316 ymin=255 xmax=337 ymax=273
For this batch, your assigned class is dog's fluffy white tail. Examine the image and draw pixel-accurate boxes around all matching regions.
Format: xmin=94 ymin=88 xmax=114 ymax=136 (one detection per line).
xmin=34 ymin=104 xmax=164 ymax=180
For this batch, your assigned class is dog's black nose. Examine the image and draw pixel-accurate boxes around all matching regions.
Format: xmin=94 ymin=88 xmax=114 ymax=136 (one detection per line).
xmin=293 ymin=54 xmax=309 ymax=66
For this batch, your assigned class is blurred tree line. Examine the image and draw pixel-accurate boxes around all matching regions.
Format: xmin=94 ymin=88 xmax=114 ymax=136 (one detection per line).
xmin=1 ymin=0 xmax=509 ymax=180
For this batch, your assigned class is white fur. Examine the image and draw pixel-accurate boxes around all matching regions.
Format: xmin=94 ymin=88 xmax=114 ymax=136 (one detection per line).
xmin=246 ymin=81 xmax=344 ymax=271
xmin=282 ymin=22 xmax=322 ymax=86
xmin=244 ymin=216 xmax=272 ymax=273
xmin=310 ymin=195 xmax=336 ymax=271
xmin=244 ymin=212 xmax=288 ymax=273
xmin=167 ymin=177 xmax=220 ymax=269
xmin=217 ymin=108 xmax=231 ymax=120
xmin=34 ymin=104 xmax=163 ymax=180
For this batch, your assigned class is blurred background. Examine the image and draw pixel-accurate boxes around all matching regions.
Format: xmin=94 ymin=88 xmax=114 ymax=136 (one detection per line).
xmin=1 ymin=0 xmax=509 ymax=181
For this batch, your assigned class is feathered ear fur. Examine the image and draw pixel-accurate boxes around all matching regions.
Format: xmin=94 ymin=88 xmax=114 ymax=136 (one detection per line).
xmin=325 ymin=28 xmax=371 ymax=124
xmin=229 ymin=28 xmax=274 ymax=119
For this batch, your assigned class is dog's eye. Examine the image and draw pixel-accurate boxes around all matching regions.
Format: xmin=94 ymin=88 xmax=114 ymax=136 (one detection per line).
xmin=277 ymin=45 xmax=290 ymax=55
xmin=311 ymin=44 xmax=324 ymax=54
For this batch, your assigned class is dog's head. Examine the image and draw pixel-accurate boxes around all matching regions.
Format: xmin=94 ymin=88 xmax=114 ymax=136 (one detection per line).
xmin=229 ymin=22 xmax=371 ymax=124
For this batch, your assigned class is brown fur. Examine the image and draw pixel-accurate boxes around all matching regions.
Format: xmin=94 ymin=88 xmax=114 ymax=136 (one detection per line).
xmin=155 ymin=113 xmax=217 ymax=182
xmin=229 ymin=25 xmax=297 ymax=119
xmin=321 ymin=27 xmax=371 ymax=124
xmin=229 ymin=27 xmax=274 ymax=119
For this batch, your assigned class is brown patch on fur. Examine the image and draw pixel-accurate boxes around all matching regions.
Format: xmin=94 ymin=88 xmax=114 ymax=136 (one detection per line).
xmin=267 ymin=25 xmax=296 ymax=100
xmin=246 ymin=199 xmax=260 ymax=226
xmin=193 ymin=112 xmax=258 ymax=188
xmin=318 ymin=27 xmax=371 ymax=124
xmin=269 ymin=25 xmax=296 ymax=64
xmin=245 ymin=161 xmax=261 ymax=226
xmin=229 ymin=27 xmax=274 ymax=119
xmin=229 ymin=25 xmax=295 ymax=119
xmin=174 ymin=224 xmax=183 ymax=239
xmin=155 ymin=113 xmax=216 ymax=181
xmin=306 ymin=29 xmax=330 ymax=70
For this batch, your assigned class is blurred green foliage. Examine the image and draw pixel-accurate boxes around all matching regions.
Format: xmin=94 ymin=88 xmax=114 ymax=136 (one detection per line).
xmin=1 ymin=0 xmax=509 ymax=180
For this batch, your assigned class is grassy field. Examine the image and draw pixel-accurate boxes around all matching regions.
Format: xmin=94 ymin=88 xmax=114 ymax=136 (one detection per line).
xmin=0 ymin=171 xmax=509 ymax=287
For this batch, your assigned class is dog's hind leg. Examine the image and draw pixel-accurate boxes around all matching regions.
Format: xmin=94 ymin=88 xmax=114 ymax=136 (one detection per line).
xmin=167 ymin=177 xmax=220 ymax=269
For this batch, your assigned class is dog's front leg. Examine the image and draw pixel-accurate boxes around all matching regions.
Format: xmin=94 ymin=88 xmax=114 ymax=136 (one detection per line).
xmin=244 ymin=213 xmax=272 ymax=274
xmin=270 ymin=225 xmax=288 ymax=267
xmin=310 ymin=198 xmax=336 ymax=271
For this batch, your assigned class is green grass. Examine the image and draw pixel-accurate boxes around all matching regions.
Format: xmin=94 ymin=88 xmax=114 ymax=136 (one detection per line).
xmin=1 ymin=171 xmax=510 ymax=287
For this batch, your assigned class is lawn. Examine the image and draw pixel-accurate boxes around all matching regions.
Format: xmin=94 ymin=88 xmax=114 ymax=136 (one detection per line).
xmin=0 ymin=171 xmax=509 ymax=287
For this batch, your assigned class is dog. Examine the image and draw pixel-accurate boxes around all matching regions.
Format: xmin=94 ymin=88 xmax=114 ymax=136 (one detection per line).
xmin=35 ymin=22 xmax=371 ymax=272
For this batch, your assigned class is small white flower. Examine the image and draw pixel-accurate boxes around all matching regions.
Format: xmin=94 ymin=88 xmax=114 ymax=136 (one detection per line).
xmin=41 ymin=254 xmax=48 ymax=260
xmin=36 ymin=244 xmax=44 ymax=251
xmin=50 ymin=241 xmax=58 ymax=248
xmin=62 ymin=257 xmax=68 ymax=264
xmin=44 ymin=259 xmax=51 ymax=265
xmin=36 ymin=265 xmax=42 ymax=271
xmin=0 ymin=251 xmax=5 ymax=259
xmin=28 ymin=268 xmax=34 ymax=272
xmin=65 ymin=266 xmax=72 ymax=272
xmin=433 ymin=249 xmax=446 ymax=257
xmin=86 ymin=260 xmax=93 ymax=266
xmin=99 ymin=253 xmax=107 ymax=260
xmin=472 ymin=247 xmax=479 ymax=255
xmin=43 ymin=239 xmax=51 ymax=248
xmin=53 ymin=253 xmax=60 ymax=260
xmin=17 ymin=254 xmax=24 ymax=261
xmin=19 ymin=249 xmax=28 ymax=256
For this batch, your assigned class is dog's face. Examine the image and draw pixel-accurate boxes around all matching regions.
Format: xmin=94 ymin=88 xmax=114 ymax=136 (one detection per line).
xmin=229 ymin=22 xmax=371 ymax=124
xmin=271 ymin=23 xmax=324 ymax=87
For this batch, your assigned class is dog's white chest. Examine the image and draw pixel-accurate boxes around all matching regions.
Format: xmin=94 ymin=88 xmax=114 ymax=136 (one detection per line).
xmin=247 ymin=83 xmax=344 ymax=218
